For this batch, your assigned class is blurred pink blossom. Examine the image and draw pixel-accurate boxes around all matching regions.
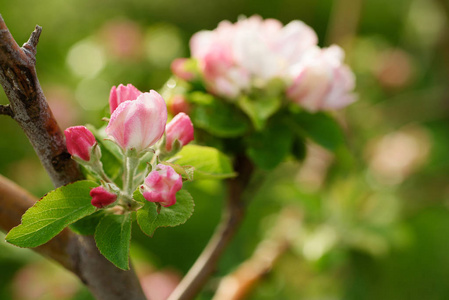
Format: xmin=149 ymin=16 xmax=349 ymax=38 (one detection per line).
xmin=168 ymin=95 xmax=191 ymax=115
xmin=189 ymin=15 xmax=318 ymax=98
xmin=287 ymin=46 xmax=356 ymax=112
xmin=171 ymin=58 xmax=195 ymax=81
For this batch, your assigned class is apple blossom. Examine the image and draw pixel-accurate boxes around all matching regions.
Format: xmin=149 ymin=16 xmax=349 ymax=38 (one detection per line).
xmin=64 ymin=126 xmax=96 ymax=161
xmin=165 ymin=113 xmax=194 ymax=152
xmin=109 ymin=83 xmax=142 ymax=114
xmin=170 ymin=58 xmax=195 ymax=81
xmin=105 ymin=90 xmax=167 ymax=153
xmin=168 ymin=95 xmax=191 ymax=115
xmin=286 ymin=46 xmax=356 ymax=112
xmin=189 ymin=15 xmax=318 ymax=98
xmin=140 ymin=164 xmax=183 ymax=207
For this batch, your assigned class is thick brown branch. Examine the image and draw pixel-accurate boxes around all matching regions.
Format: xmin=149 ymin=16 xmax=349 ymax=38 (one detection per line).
xmin=168 ymin=155 xmax=254 ymax=300
xmin=0 ymin=16 xmax=146 ymax=300
xmin=0 ymin=14 xmax=82 ymax=187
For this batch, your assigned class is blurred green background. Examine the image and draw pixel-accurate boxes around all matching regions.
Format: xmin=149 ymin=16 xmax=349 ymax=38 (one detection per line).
xmin=1 ymin=0 xmax=449 ymax=299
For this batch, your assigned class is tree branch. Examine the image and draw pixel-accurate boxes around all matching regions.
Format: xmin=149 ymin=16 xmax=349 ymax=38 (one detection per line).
xmin=212 ymin=208 xmax=301 ymax=300
xmin=0 ymin=14 xmax=81 ymax=187
xmin=0 ymin=15 xmax=146 ymax=300
xmin=0 ymin=103 xmax=13 ymax=117
xmin=168 ymin=155 xmax=254 ymax=300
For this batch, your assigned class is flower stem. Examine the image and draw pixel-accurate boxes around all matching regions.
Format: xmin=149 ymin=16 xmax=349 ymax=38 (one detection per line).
xmin=123 ymin=154 xmax=140 ymax=197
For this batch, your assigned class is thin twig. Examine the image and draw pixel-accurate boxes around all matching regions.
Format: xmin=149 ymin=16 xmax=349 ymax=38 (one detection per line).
xmin=168 ymin=155 xmax=254 ymax=300
xmin=0 ymin=103 xmax=13 ymax=117
xmin=0 ymin=15 xmax=146 ymax=300
xmin=212 ymin=208 xmax=301 ymax=300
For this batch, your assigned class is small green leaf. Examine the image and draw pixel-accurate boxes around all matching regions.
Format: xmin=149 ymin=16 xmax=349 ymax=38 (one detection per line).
xmin=161 ymin=162 xmax=195 ymax=181
xmin=289 ymin=111 xmax=345 ymax=151
xmin=175 ymin=145 xmax=236 ymax=180
xmin=238 ymin=96 xmax=281 ymax=130
xmin=135 ymin=189 xmax=194 ymax=237
xmin=94 ymin=213 xmax=132 ymax=270
xmin=190 ymin=92 xmax=250 ymax=137
xmin=245 ymin=120 xmax=294 ymax=170
xmin=70 ymin=210 xmax=105 ymax=235
xmin=6 ymin=181 xmax=98 ymax=248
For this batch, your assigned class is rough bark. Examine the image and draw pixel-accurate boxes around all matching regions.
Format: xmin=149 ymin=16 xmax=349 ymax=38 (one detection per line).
xmin=0 ymin=15 xmax=146 ymax=300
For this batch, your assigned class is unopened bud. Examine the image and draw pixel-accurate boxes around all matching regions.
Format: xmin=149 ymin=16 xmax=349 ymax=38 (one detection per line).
xmin=64 ymin=126 xmax=97 ymax=162
xmin=165 ymin=113 xmax=194 ymax=152
xmin=90 ymin=186 xmax=117 ymax=208
xmin=140 ymin=164 xmax=182 ymax=207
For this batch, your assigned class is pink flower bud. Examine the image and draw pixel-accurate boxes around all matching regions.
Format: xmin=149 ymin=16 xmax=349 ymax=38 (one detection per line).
xmin=105 ymin=90 xmax=168 ymax=153
xmin=90 ymin=186 xmax=117 ymax=208
xmin=171 ymin=58 xmax=195 ymax=81
xmin=168 ymin=95 xmax=191 ymax=116
xmin=165 ymin=113 xmax=194 ymax=152
xmin=287 ymin=46 xmax=356 ymax=112
xmin=141 ymin=164 xmax=182 ymax=207
xmin=64 ymin=126 xmax=96 ymax=161
xmin=109 ymin=83 xmax=142 ymax=114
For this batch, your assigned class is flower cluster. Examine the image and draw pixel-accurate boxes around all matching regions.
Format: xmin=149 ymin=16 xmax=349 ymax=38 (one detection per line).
xmin=172 ymin=15 xmax=356 ymax=112
xmin=64 ymin=84 xmax=194 ymax=209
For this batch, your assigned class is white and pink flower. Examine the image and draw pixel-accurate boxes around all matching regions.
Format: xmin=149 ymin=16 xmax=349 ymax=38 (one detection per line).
xmin=286 ymin=46 xmax=356 ymax=112
xmin=189 ymin=16 xmax=318 ymax=99
xmin=105 ymin=90 xmax=167 ymax=153
xmin=140 ymin=164 xmax=183 ymax=207
xmin=109 ymin=83 xmax=142 ymax=114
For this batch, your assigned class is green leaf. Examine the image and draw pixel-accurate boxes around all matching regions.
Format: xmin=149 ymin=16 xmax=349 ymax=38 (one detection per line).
xmin=135 ymin=189 xmax=194 ymax=237
xmin=6 ymin=181 xmax=98 ymax=248
xmin=190 ymin=92 xmax=250 ymax=137
xmin=161 ymin=162 xmax=195 ymax=181
xmin=94 ymin=213 xmax=132 ymax=270
xmin=70 ymin=210 xmax=105 ymax=235
xmin=175 ymin=145 xmax=236 ymax=180
xmin=238 ymin=96 xmax=281 ymax=130
xmin=289 ymin=111 xmax=345 ymax=151
xmin=245 ymin=120 xmax=294 ymax=170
